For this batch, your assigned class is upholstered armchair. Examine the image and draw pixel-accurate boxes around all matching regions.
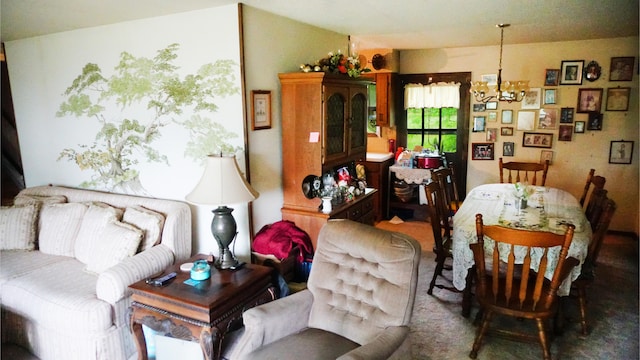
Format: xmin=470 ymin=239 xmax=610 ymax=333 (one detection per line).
xmin=229 ymin=219 xmax=421 ymax=360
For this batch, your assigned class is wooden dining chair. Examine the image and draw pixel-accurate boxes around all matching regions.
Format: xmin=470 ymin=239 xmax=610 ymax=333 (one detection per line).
xmin=579 ymin=168 xmax=606 ymax=207
xmin=469 ymin=214 xmax=579 ymax=360
xmin=424 ymin=181 xmax=458 ymax=295
xmin=433 ymin=166 xmax=463 ymax=216
xmin=499 ymin=158 xmax=549 ymax=186
xmin=585 ymin=188 xmax=608 ymax=230
xmin=572 ymin=197 xmax=616 ymax=335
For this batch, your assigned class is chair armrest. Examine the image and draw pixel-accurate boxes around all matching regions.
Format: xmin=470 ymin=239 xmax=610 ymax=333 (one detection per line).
xmin=96 ymin=244 xmax=175 ymax=303
xmin=229 ymin=289 xmax=313 ymax=358
xmin=337 ymin=326 xmax=410 ymax=360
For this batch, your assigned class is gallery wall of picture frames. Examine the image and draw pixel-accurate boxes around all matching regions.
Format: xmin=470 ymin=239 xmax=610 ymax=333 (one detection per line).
xmin=471 ymin=56 xmax=634 ymax=164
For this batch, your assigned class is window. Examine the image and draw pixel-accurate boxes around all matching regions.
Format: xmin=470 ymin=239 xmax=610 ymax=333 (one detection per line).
xmin=406 ymin=107 xmax=458 ymax=152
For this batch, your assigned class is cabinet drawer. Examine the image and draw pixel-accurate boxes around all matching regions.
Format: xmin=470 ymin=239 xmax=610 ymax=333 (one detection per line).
xmin=360 ymin=196 xmax=374 ymax=215
xmin=347 ymin=202 xmax=363 ymax=219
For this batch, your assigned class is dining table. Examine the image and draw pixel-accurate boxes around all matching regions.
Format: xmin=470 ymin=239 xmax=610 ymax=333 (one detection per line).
xmin=452 ymin=183 xmax=592 ymax=316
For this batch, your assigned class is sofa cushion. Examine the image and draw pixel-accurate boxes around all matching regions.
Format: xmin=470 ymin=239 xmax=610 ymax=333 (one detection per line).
xmin=74 ymin=202 xmax=124 ymax=264
xmin=0 ymin=250 xmax=73 ymax=287
xmin=13 ymin=194 xmax=67 ymax=206
xmin=38 ymin=202 xmax=88 ymax=257
xmin=84 ymin=221 xmax=143 ymax=273
xmin=0 ymin=205 xmax=39 ymax=251
xmin=1 ymin=258 xmax=113 ymax=333
xmin=123 ymin=205 xmax=165 ymax=252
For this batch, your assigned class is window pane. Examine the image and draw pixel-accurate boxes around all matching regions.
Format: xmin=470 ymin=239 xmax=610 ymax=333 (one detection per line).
xmin=441 ymin=133 xmax=457 ymax=152
xmin=442 ymin=108 xmax=457 ymax=129
xmin=407 ymin=108 xmax=422 ymax=129
xmin=424 ymin=108 xmax=440 ymax=129
xmin=407 ymin=134 xmax=422 ymax=150
xmin=424 ymin=133 xmax=440 ymax=151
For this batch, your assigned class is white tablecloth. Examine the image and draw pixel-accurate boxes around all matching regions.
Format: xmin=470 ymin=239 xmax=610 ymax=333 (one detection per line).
xmin=452 ymin=183 xmax=591 ymax=296
xmin=389 ymin=165 xmax=433 ymax=184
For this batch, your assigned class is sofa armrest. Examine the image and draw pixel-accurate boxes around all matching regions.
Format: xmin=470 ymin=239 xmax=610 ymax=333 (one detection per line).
xmin=96 ymin=244 xmax=175 ymax=303
xmin=337 ymin=326 xmax=410 ymax=360
xmin=229 ymin=289 xmax=313 ymax=359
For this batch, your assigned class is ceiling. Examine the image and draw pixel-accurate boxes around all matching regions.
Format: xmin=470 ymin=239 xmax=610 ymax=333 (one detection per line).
xmin=1 ymin=0 xmax=638 ymax=49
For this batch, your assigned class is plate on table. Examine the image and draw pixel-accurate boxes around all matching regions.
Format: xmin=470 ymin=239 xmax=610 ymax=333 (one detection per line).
xmin=302 ymin=174 xmax=321 ymax=199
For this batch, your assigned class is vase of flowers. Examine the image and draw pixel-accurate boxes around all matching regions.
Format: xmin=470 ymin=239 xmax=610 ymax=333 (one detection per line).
xmin=514 ymin=182 xmax=533 ymax=210
xmin=300 ymin=50 xmax=371 ymax=78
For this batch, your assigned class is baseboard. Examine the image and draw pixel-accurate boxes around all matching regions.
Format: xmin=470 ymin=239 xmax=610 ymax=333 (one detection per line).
xmin=608 ymin=230 xmax=639 ymax=242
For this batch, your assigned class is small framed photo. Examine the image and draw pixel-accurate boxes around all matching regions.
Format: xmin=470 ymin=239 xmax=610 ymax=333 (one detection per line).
xmin=577 ymin=88 xmax=603 ymax=113
xmin=473 ymin=116 xmax=486 ymax=132
xmin=606 ymin=87 xmax=630 ymax=111
xmin=487 ymin=111 xmax=498 ymax=122
xmin=523 ymin=132 xmax=553 ymax=148
xmin=538 ymin=108 xmax=558 ymax=130
xmin=472 ymin=142 xmax=494 ymax=160
xmin=560 ymin=107 xmax=574 ymax=123
xmin=501 ymin=109 xmax=513 ymax=124
xmin=251 ymin=90 xmax=272 ymax=130
xmin=486 ymin=101 xmax=498 ymax=110
xmin=501 ymin=127 xmax=514 ymax=136
xmin=584 ymin=60 xmax=602 ymax=82
xmin=609 ymin=140 xmax=634 ymax=164
xmin=503 ymin=142 xmax=515 ymax=157
xmin=609 ymin=57 xmax=635 ymax=81
xmin=574 ymin=121 xmax=585 ymax=133
xmin=587 ymin=112 xmax=603 ymax=130
xmin=473 ymin=103 xmax=486 ymax=112
xmin=540 ymin=150 xmax=554 ymax=164
xmin=544 ymin=69 xmax=560 ymax=86
xmin=486 ymin=128 xmax=498 ymax=142
xmin=560 ymin=60 xmax=584 ymax=85
xmin=544 ymin=89 xmax=557 ymax=104
xmin=558 ymin=125 xmax=573 ymax=141
xmin=522 ymin=88 xmax=541 ymax=109
xmin=516 ymin=110 xmax=536 ymax=131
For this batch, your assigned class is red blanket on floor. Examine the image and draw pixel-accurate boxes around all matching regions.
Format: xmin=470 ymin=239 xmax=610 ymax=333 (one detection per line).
xmin=252 ymin=220 xmax=313 ymax=263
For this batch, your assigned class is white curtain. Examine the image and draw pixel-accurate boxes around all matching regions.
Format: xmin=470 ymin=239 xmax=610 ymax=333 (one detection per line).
xmin=404 ymin=82 xmax=461 ymax=109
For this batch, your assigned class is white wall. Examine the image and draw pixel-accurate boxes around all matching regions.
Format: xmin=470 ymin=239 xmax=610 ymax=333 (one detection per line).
xmin=241 ymin=5 xmax=349 ymax=235
xmin=6 ymin=5 xmax=253 ymax=259
xmin=400 ymin=37 xmax=639 ymax=233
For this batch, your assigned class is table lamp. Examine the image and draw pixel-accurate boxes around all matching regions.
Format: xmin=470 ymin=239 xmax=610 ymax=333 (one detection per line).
xmin=186 ymin=154 xmax=259 ymax=269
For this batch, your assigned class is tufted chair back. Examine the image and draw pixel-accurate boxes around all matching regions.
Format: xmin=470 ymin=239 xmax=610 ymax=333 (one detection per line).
xmin=307 ymin=219 xmax=421 ymax=344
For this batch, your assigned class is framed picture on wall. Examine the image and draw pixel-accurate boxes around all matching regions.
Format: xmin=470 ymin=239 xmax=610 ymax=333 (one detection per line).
xmin=558 ymin=125 xmax=573 ymax=141
xmin=472 ymin=142 xmax=494 ymax=160
xmin=522 ymin=132 xmax=553 ymax=148
xmin=609 ymin=57 xmax=635 ymax=81
xmin=538 ymin=108 xmax=558 ymax=130
xmin=560 ymin=107 xmax=574 ymax=123
xmin=543 ymin=88 xmax=557 ymax=104
xmin=521 ymin=88 xmax=541 ymax=109
xmin=501 ymin=109 xmax=513 ymax=124
xmin=503 ymin=142 xmax=515 ymax=157
xmin=606 ymin=87 xmax=630 ymax=111
xmin=587 ymin=112 xmax=603 ymax=130
xmin=540 ymin=150 xmax=554 ymax=164
xmin=544 ymin=69 xmax=560 ymax=86
xmin=501 ymin=127 xmax=514 ymax=136
xmin=473 ymin=116 xmax=486 ymax=132
xmin=486 ymin=128 xmax=497 ymax=142
xmin=577 ymin=88 xmax=603 ymax=113
xmin=486 ymin=101 xmax=498 ymax=110
xmin=560 ymin=60 xmax=584 ymax=85
xmin=609 ymin=140 xmax=634 ymax=164
xmin=574 ymin=121 xmax=585 ymax=133
xmin=251 ymin=90 xmax=272 ymax=130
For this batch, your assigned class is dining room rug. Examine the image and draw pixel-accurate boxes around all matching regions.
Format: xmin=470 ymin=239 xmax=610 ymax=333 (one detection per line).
xmin=375 ymin=220 xmax=639 ymax=360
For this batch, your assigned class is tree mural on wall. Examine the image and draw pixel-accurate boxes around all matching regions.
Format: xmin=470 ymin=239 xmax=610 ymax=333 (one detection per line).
xmin=56 ymin=43 xmax=241 ymax=194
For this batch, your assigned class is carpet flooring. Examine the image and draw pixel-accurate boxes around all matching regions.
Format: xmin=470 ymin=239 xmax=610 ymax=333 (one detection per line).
xmin=375 ymin=220 xmax=639 ymax=360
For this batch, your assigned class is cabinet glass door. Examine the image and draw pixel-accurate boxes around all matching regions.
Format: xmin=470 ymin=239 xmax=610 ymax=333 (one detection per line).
xmin=349 ymin=90 xmax=367 ymax=155
xmin=325 ymin=89 xmax=347 ymax=161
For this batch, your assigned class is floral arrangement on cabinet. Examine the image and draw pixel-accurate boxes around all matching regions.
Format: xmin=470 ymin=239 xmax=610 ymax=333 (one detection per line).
xmin=300 ymin=50 xmax=371 ymax=78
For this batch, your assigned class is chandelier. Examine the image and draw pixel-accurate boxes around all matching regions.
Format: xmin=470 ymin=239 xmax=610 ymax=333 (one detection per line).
xmin=470 ymin=24 xmax=529 ymax=103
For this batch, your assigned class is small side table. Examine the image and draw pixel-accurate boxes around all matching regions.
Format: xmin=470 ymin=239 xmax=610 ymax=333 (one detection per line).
xmin=128 ymin=254 xmax=276 ymax=360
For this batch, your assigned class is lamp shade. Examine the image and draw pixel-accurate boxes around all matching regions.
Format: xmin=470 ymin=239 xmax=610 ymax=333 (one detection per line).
xmin=186 ymin=154 xmax=259 ymax=205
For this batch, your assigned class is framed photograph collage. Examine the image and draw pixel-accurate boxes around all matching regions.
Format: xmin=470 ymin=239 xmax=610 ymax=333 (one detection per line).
xmin=471 ymin=56 xmax=634 ymax=162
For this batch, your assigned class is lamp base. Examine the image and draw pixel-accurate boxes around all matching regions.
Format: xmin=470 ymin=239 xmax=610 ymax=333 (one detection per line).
xmin=211 ymin=206 xmax=240 ymax=270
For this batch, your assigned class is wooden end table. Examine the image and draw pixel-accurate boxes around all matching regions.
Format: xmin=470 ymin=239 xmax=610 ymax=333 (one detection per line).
xmin=128 ymin=254 xmax=277 ymax=360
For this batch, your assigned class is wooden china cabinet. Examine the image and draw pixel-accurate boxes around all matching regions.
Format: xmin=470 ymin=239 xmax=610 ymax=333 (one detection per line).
xmin=279 ymin=72 xmax=377 ymax=249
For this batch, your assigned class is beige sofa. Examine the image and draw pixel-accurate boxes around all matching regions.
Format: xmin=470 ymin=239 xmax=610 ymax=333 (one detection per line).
xmin=0 ymin=185 xmax=192 ymax=360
